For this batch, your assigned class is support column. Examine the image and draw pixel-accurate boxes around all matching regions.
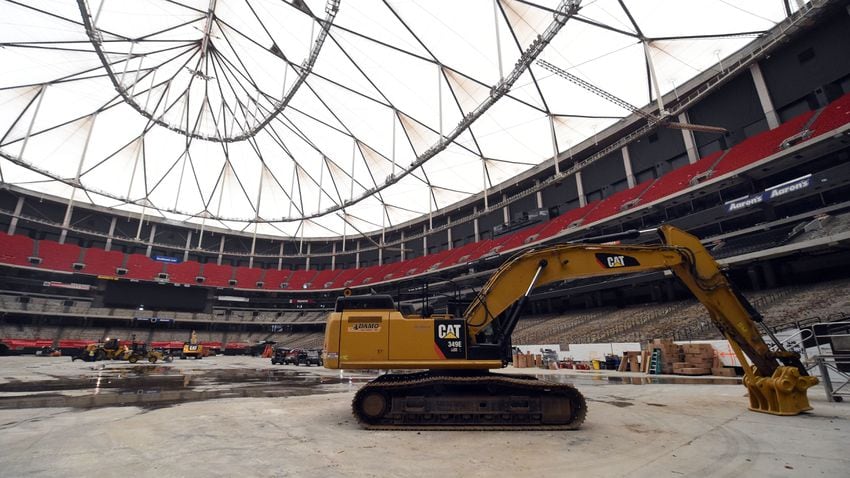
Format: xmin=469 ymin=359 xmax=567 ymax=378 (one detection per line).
xmin=750 ymin=62 xmax=780 ymax=130
xmin=277 ymin=242 xmax=284 ymax=270
xmin=447 ymin=226 xmax=453 ymax=250
xmin=643 ymin=41 xmax=666 ymax=115
xmin=679 ymin=112 xmax=700 ymax=164
xmin=183 ymin=231 xmax=192 ymax=262
xmin=474 ymin=215 xmax=480 ymax=242
xmin=196 ymin=214 xmax=206 ymax=248
xmin=105 ymin=216 xmax=117 ymax=251
xmin=305 ymin=243 xmax=311 ymax=270
xmin=378 ymin=244 xmax=383 ymax=266
xmin=145 ymin=223 xmax=156 ymax=257
xmin=7 ymin=196 xmax=24 ymax=235
xmin=548 ymin=115 xmax=560 ymax=175
xmin=535 ymin=180 xmax=543 ymax=209
xmin=621 ymin=146 xmax=636 ymax=188
xmin=400 ymin=231 xmax=406 ymax=261
xmin=355 ymin=241 xmax=360 ymax=268
xmin=482 ymin=157 xmax=489 ymax=211
xmin=248 ymin=225 xmax=258 ymax=268
xmin=422 ymin=224 xmax=428 ymax=255
xmin=502 ymin=194 xmax=509 ymax=224
xmin=331 ymin=242 xmax=337 ymax=270
xmin=217 ymin=235 xmax=225 ymax=266
xmin=575 ymin=172 xmax=587 ymax=207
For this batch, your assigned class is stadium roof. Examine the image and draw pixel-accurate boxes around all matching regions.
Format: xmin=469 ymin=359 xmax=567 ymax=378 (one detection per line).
xmin=0 ymin=0 xmax=797 ymax=238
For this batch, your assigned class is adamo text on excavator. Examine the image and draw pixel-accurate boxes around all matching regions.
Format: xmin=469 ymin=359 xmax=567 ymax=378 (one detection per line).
xmin=323 ymin=225 xmax=818 ymax=430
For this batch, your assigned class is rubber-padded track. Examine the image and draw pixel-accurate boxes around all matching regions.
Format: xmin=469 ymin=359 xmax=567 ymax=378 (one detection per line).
xmin=352 ymin=371 xmax=587 ymax=431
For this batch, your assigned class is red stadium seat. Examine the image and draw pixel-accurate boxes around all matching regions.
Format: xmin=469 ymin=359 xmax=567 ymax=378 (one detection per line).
xmin=465 ymin=238 xmax=499 ymax=262
xmin=283 ymin=270 xmax=316 ymax=290
xmin=639 ymin=151 xmax=723 ymax=205
xmin=263 ymin=269 xmax=293 ymax=290
xmin=201 ymin=263 xmax=235 ymax=287
xmin=711 ymin=111 xmax=814 ymax=177
xmin=80 ymin=247 xmax=125 ymax=276
xmin=416 ymin=249 xmax=452 ymax=274
xmin=327 ymin=268 xmax=362 ymax=289
xmin=166 ymin=261 xmax=201 ymax=285
xmin=36 ymin=240 xmax=82 ymax=272
xmin=347 ymin=265 xmax=381 ymax=287
xmin=437 ymin=242 xmax=480 ymax=270
xmin=308 ymin=269 xmax=342 ymax=289
xmin=495 ymin=223 xmax=548 ymax=254
xmin=233 ymin=266 xmax=264 ymax=288
xmin=582 ymin=181 xmax=655 ymax=225
xmin=124 ymin=253 xmax=164 ymax=281
xmin=809 ymin=92 xmax=850 ymax=139
xmin=0 ymin=232 xmax=35 ymax=267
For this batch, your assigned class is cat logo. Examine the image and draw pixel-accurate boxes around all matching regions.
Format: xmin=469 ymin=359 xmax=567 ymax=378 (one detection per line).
xmin=595 ymin=253 xmax=640 ymax=269
xmin=607 ymin=255 xmax=626 ymax=268
xmin=437 ymin=323 xmax=461 ymax=340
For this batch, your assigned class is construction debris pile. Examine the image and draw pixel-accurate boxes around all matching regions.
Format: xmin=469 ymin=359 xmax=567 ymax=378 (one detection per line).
xmin=512 ymin=340 xmax=738 ymax=377
xmin=619 ymin=340 xmax=736 ymax=377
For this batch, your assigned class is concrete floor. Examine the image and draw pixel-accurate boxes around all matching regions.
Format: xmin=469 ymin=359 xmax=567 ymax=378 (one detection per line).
xmin=0 ymin=356 xmax=847 ymax=477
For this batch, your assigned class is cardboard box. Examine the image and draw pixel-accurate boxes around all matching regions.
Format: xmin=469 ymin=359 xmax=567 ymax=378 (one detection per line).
xmin=675 ymin=367 xmax=711 ymax=375
xmin=711 ymin=367 xmax=737 ymax=377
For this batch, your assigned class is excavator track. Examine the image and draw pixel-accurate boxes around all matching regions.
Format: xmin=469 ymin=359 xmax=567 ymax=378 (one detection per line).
xmin=352 ymin=371 xmax=587 ymax=430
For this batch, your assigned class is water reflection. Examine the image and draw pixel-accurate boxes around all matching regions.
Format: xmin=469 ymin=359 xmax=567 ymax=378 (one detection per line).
xmin=0 ymin=365 xmax=372 ymax=410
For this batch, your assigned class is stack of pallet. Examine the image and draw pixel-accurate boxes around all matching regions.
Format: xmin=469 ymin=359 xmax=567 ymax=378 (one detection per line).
xmin=674 ymin=343 xmax=715 ymax=375
xmin=617 ymin=351 xmax=643 ymax=372
xmin=511 ymin=352 xmax=543 ymax=368
xmin=649 ymin=339 xmax=681 ymax=374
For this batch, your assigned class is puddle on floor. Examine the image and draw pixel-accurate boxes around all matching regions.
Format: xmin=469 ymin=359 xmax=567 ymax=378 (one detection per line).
xmin=0 ymin=366 xmax=373 ymax=410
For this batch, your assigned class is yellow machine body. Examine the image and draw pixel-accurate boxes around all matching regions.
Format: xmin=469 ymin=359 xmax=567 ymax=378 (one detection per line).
xmin=323 ymin=309 xmax=501 ymax=370
xmin=325 ymin=225 xmax=818 ymax=422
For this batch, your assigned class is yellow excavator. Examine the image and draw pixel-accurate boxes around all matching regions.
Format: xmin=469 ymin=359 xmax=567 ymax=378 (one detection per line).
xmin=181 ymin=330 xmax=204 ymax=359
xmin=323 ymin=225 xmax=819 ymax=430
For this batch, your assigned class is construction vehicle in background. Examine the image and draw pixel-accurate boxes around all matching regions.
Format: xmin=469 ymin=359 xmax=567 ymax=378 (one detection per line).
xmin=72 ymin=337 xmax=131 ymax=362
xmin=127 ymin=342 xmax=170 ymax=363
xmin=181 ymin=331 xmax=204 ymax=359
xmin=271 ymin=347 xmax=291 ymax=365
xmin=323 ymin=225 xmax=818 ymax=430
xmin=72 ymin=336 xmax=169 ymax=363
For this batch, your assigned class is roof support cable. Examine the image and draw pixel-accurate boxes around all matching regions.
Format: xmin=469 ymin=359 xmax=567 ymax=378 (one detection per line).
xmin=60 ymin=113 xmax=98 ymax=244
xmin=75 ymin=0 xmax=341 ymax=141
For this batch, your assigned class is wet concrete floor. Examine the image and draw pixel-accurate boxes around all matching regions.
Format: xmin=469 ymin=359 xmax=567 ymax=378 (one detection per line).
xmin=0 ymin=356 xmax=846 ymax=477
xmin=0 ymin=358 xmax=740 ymax=410
xmin=0 ymin=365 xmax=375 ymax=409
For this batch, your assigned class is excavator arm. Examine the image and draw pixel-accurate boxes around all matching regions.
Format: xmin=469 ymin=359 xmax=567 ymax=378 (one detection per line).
xmin=463 ymin=225 xmax=817 ymax=414
xmin=466 ymin=226 xmax=774 ymax=375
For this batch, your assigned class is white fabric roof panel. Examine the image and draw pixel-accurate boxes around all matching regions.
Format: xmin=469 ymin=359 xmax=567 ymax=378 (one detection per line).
xmin=0 ymin=0 xmax=793 ymax=238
